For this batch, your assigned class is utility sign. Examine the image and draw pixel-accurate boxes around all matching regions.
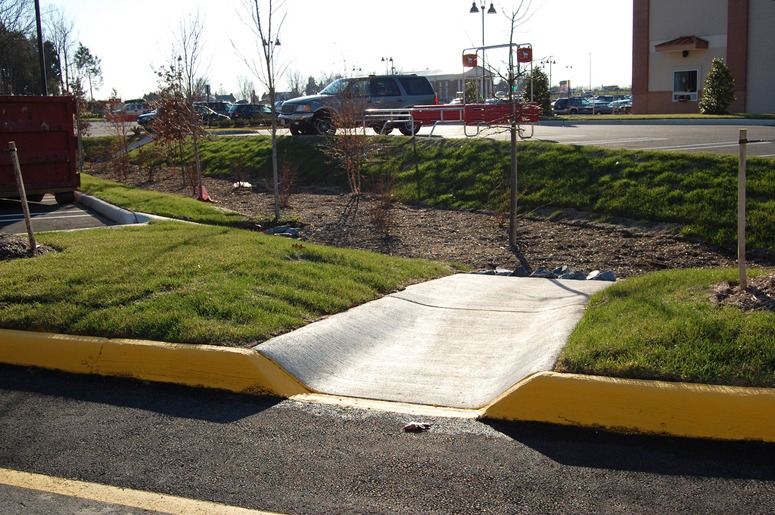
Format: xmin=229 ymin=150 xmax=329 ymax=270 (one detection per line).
xmin=517 ymin=47 xmax=532 ymax=63
xmin=463 ymin=54 xmax=478 ymax=67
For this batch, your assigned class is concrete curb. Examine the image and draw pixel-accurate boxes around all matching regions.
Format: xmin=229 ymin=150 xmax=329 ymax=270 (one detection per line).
xmin=1 ymin=328 xmax=773 ymax=442
xmin=0 ymin=329 xmax=308 ymax=398
xmin=74 ymin=191 xmax=151 ymax=225
xmin=483 ymin=371 xmax=775 ymax=443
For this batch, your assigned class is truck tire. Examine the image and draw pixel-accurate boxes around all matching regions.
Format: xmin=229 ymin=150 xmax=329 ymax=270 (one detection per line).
xmin=398 ymin=122 xmax=421 ymax=136
xmin=312 ymin=113 xmax=336 ymax=135
xmin=54 ymin=191 xmax=75 ymax=204
xmin=372 ymin=125 xmax=393 ymax=135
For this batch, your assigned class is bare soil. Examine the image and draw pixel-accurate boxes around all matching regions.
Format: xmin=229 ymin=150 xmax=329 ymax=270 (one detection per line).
xmin=3 ymin=163 xmax=773 ymax=312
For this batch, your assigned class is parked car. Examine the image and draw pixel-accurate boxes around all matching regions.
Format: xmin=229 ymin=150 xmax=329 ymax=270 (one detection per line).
xmin=227 ymin=103 xmax=273 ymax=122
xmin=609 ymin=97 xmax=633 ymax=113
xmin=137 ymin=109 xmax=157 ymax=127
xmin=194 ymin=101 xmax=232 ymax=116
xmin=195 ymin=104 xmax=231 ymax=125
xmin=278 ymin=74 xmax=438 ymax=136
xmin=552 ymin=97 xmax=594 ymax=115
xmin=113 ymin=102 xmax=149 ymax=116
xmin=590 ymin=96 xmax=614 ymax=114
xmin=137 ymin=105 xmax=230 ymax=130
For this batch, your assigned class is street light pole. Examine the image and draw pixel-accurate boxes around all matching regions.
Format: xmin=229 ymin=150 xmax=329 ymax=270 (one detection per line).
xmin=381 ymin=56 xmax=394 ymax=75
xmin=541 ymin=57 xmax=556 ymax=98
xmin=470 ymin=2 xmax=496 ymax=101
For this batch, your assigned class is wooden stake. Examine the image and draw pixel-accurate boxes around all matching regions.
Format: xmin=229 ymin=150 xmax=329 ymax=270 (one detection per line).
xmin=737 ymin=129 xmax=747 ymax=290
xmin=7 ymin=141 xmax=37 ymax=255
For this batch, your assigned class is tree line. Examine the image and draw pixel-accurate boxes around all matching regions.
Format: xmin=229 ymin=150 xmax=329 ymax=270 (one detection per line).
xmin=0 ymin=0 xmax=101 ymax=98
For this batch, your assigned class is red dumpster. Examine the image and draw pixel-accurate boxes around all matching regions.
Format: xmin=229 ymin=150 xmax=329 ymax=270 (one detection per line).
xmin=0 ymin=96 xmax=79 ymax=204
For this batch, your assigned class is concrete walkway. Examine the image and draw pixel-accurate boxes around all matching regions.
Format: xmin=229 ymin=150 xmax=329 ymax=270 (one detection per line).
xmin=258 ymin=274 xmax=611 ymax=409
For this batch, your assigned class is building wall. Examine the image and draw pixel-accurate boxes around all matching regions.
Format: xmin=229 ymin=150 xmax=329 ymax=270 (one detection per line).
xmin=746 ymin=0 xmax=775 ymax=113
xmin=633 ymin=0 xmax=775 ymax=114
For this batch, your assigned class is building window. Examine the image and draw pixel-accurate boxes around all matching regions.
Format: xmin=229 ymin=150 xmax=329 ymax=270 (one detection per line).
xmin=673 ymin=69 xmax=698 ymax=102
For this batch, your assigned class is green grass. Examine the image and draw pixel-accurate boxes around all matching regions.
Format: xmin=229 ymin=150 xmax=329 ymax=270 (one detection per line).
xmin=557 ymin=268 xmax=775 ymax=387
xmin=79 ymin=174 xmax=251 ymax=227
xmin=0 ymin=222 xmax=451 ymax=346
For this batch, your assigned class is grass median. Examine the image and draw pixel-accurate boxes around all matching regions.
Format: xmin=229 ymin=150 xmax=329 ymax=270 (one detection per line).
xmin=0 ymin=221 xmax=451 ymax=346
xmin=558 ymin=267 xmax=775 ymax=387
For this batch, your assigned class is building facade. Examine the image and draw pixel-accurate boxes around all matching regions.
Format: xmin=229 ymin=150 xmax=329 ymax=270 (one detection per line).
xmin=632 ymin=0 xmax=775 ymax=114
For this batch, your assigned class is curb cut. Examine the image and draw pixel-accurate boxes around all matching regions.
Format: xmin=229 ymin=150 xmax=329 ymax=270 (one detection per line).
xmin=483 ymin=371 xmax=775 ymax=443
xmin=1 ymin=328 xmax=773 ymax=442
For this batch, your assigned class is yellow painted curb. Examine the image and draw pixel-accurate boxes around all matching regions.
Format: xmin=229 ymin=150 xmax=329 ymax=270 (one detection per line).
xmin=482 ymin=371 xmax=775 ymax=442
xmin=0 ymin=329 xmax=309 ymax=398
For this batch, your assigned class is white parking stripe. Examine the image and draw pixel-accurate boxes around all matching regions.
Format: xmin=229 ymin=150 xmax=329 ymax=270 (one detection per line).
xmin=648 ymin=140 xmax=772 ymax=151
xmin=574 ymin=137 xmax=669 ymax=146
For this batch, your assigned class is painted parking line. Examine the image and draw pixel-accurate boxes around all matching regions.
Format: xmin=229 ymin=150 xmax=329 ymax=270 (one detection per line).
xmin=0 ymin=213 xmax=95 ymax=222
xmin=648 ymin=140 xmax=772 ymax=151
xmin=0 ymin=468 xmax=278 ymax=515
xmin=573 ymin=137 xmax=669 ymax=146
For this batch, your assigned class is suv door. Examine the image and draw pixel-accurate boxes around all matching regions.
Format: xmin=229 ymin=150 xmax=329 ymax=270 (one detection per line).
xmin=368 ymin=77 xmax=403 ymax=109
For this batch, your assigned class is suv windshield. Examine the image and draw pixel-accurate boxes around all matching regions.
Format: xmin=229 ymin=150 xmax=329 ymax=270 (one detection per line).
xmin=319 ymin=79 xmax=348 ymax=95
xmin=319 ymin=78 xmax=371 ymax=97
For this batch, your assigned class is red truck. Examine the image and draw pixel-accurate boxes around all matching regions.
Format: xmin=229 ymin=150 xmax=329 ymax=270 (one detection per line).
xmin=0 ymin=95 xmax=79 ymax=204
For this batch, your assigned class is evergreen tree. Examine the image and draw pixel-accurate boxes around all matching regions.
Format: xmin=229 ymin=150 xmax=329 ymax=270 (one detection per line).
xmin=522 ymin=66 xmax=551 ymax=116
xmin=699 ymin=57 xmax=735 ymax=115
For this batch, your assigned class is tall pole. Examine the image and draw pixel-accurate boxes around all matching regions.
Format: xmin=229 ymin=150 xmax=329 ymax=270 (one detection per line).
xmin=470 ymin=2 xmax=495 ymax=101
xmin=480 ymin=6 xmax=485 ymax=99
xmin=34 ymin=0 xmax=47 ymax=95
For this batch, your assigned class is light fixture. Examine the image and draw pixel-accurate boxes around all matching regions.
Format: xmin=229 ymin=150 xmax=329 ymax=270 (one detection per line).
xmin=487 ymin=2 xmax=496 ymax=14
xmin=470 ymin=2 xmax=478 ymax=13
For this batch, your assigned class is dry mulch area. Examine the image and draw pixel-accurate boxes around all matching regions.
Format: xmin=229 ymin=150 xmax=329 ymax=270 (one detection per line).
xmin=3 ymin=164 xmax=773 ymax=312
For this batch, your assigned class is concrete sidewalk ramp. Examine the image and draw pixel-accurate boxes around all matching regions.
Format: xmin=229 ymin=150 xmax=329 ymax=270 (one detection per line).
xmin=257 ymin=274 xmax=611 ymax=409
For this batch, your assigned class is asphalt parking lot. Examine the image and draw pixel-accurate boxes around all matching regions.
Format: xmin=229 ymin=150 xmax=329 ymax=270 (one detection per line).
xmin=0 ymin=194 xmax=115 ymax=234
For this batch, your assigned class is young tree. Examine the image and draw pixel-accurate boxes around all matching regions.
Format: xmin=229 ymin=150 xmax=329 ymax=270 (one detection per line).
xmin=236 ymin=0 xmax=287 ymax=220
xmin=485 ymin=3 xmax=535 ymax=272
xmin=699 ymin=57 xmax=735 ymax=115
xmin=151 ymin=61 xmax=203 ymax=189
xmin=175 ymin=13 xmax=209 ymax=199
xmin=318 ymin=83 xmax=378 ymax=230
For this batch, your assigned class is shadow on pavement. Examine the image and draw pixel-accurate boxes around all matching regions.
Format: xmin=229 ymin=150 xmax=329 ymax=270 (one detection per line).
xmin=0 ymin=363 xmax=281 ymax=424
xmin=484 ymin=419 xmax=775 ymax=481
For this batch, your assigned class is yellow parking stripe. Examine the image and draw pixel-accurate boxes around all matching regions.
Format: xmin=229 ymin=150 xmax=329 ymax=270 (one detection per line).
xmin=0 ymin=468 xmax=279 ymax=515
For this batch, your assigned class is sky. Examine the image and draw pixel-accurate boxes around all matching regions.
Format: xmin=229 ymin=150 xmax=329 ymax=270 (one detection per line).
xmin=45 ymin=0 xmax=633 ymax=101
